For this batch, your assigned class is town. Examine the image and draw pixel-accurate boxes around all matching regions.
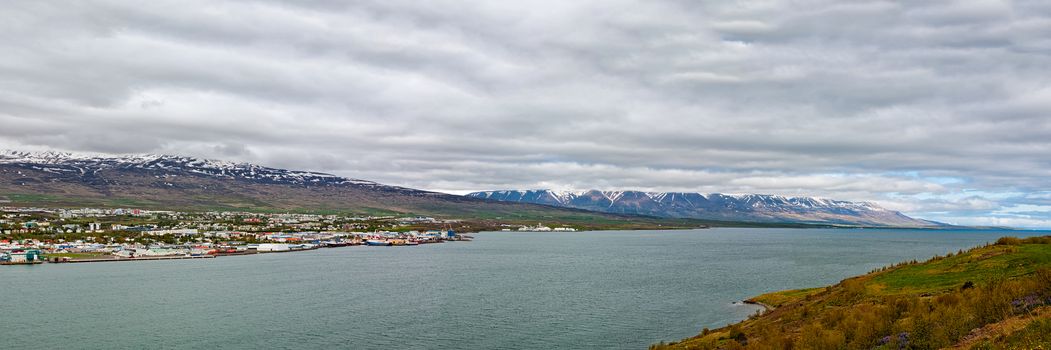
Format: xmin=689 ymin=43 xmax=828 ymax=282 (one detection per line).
xmin=0 ymin=206 xmax=517 ymax=265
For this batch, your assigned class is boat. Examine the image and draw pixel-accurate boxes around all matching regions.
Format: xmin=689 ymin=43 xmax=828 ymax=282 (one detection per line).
xmin=365 ymin=239 xmax=391 ymax=246
xmin=405 ymin=240 xmax=420 ymax=246
xmin=322 ymin=241 xmax=350 ymax=248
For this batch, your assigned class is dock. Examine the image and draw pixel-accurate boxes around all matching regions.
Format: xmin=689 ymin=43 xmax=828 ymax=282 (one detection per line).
xmin=52 ymin=255 xmax=217 ymax=263
xmin=0 ymin=261 xmax=44 ymax=265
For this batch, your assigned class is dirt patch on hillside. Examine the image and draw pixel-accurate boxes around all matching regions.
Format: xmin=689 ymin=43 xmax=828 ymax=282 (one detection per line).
xmin=947 ymin=306 xmax=1050 ymax=349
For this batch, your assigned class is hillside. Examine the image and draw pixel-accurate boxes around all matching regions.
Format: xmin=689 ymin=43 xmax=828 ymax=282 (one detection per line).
xmin=468 ymin=189 xmax=938 ymax=227
xmin=0 ymin=151 xmax=709 ymax=229
xmin=653 ymin=236 xmax=1051 ymax=349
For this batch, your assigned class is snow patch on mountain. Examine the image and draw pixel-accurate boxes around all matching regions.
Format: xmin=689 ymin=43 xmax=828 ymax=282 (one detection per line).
xmin=1 ymin=150 xmax=382 ymax=187
xmin=466 ymin=189 xmax=936 ymax=227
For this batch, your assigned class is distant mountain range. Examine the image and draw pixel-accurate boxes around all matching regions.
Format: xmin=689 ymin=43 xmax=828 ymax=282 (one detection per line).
xmin=467 ymin=189 xmax=940 ymax=227
xmin=0 ymin=150 xmax=939 ymax=227
xmin=0 ymin=151 xmax=649 ymax=226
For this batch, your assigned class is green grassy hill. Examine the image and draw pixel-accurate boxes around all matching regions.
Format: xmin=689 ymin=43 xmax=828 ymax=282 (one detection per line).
xmin=654 ymin=236 xmax=1051 ymax=350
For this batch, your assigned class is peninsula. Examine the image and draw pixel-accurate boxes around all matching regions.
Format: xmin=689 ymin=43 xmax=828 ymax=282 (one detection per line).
xmin=653 ymin=236 xmax=1051 ymax=349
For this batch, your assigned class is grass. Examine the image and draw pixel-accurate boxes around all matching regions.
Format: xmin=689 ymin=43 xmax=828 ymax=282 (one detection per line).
xmin=653 ymin=236 xmax=1051 ymax=349
xmin=871 ymin=244 xmax=1051 ymax=294
xmin=750 ymin=287 xmax=824 ymax=308
xmin=978 ymin=317 xmax=1051 ymax=349
xmin=6 ymin=193 xmax=163 ymax=209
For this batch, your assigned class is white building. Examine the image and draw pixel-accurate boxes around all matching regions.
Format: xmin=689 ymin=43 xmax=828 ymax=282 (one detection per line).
xmin=251 ymin=243 xmax=290 ymax=252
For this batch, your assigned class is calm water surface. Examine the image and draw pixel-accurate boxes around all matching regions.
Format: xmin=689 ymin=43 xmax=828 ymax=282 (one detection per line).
xmin=3 ymin=228 xmax=1044 ymax=349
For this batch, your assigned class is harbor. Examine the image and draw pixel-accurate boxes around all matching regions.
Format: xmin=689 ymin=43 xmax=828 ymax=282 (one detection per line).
xmin=3 ymin=229 xmax=471 ymax=265
xmin=54 ymin=255 xmax=217 ymax=263
xmin=2 ymin=206 xmax=484 ymax=266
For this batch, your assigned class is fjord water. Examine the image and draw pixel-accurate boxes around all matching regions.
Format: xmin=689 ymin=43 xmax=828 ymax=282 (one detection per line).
xmin=3 ymin=228 xmax=1042 ymax=349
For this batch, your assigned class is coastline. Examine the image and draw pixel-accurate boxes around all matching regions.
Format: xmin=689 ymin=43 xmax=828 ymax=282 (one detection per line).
xmin=652 ymin=235 xmax=1051 ymax=349
xmin=741 ymin=299 xmax=773 ymax=313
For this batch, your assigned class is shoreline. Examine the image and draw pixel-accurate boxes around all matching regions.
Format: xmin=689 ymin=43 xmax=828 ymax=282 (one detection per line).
xmin=55 ymin=255 xmax=217 ymax=263
xmin=741 ymin=299 xmax=774 ymax=313
xmin=28 ymin=239 xmax=469 ymax=265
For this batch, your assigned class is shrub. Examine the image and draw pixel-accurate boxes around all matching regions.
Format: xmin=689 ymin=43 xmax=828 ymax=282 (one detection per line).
xmin=799 ymin=324 xmax=845 ymax=350
xmin=1022 ymin=236 xmax=1051 ymax=245
xmin=727 ymin=324 xmax=747 ymax=344
xmin=996 ymin=236 xmax=1022 ymax=246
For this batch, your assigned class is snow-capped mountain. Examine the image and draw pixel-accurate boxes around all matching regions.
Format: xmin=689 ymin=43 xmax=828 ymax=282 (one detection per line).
xmin=0 ymin=150 xmax=381 ymax=187
xmin=0 ymin=150 xmax=506 ymax=214
xmin=467 ymin=189 xmax=938 ymax=227
xmin=0 ymin=151 xmax=704 ymax=228
xmin=0 ymin=150 xmax=938 ymax=227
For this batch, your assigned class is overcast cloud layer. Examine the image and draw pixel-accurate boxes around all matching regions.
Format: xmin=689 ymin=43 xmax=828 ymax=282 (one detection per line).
xmin=2 ymin=1 xmax=1051 ymax=227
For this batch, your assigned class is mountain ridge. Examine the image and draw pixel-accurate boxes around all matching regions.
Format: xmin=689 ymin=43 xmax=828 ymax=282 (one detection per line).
xmin=0 ymin=150 xmax=382 ymax=187
xmin=0 ymin=150 xmax=723 ymax=230
xmin=0 ymin=150 xmax=938 ymax=227
xmin=468 ymin=189 xmax=939 ymax=227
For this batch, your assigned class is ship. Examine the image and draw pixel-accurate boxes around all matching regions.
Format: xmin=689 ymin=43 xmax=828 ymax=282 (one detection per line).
xmin=365 ymin=239 xmax=391 ymax=246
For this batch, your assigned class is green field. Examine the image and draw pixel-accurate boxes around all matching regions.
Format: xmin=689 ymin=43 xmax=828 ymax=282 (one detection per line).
xmin=871 ymin=243 xmax=1051 ymax=294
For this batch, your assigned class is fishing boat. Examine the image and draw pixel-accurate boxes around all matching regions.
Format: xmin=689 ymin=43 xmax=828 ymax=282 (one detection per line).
xmin=365 ymin=239 xmax=391 ymax=246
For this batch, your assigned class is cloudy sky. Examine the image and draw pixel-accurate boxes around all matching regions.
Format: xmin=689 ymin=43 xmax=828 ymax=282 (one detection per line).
xmin=2 ymin=1 xmax=1051 ymax=227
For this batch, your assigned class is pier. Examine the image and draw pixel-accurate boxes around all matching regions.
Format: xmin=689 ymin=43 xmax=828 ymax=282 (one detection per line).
xmin=50 ymin=255 xmax=218 ymax=263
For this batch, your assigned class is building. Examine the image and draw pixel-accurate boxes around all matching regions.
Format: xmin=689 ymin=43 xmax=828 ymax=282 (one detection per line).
xmin=250 ymin=243 xmax=290 ymax=252
xmin=146 ymin=229 xmax=199 ymax=236
xmin=1 ymin=249 xmax=44 ymax=264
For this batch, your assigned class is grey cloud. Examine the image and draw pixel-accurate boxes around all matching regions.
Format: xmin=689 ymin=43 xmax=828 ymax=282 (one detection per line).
xmin=1 ymin=0 xmax=1051 ymax=226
